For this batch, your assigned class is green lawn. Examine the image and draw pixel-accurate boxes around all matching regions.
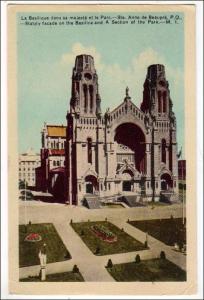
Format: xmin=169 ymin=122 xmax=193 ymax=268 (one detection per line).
xmin=20 ymin=271 xmax=84 ymax=282
xmin=19 ymin=223 xmax=71 ymax=268
xmin=129 ymin=218 xmax=186 ymax=246
xmin=71 ymin=221 xmax=146 ymax=255
xmin=107 ymin=258 xmax=186 ymax=281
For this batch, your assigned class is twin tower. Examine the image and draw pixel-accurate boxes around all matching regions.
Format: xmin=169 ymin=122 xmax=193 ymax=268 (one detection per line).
xmin=66 ymin=54 xmax=178 ymax=206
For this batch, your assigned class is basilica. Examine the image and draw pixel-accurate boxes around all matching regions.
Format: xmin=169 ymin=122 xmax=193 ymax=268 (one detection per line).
xmin=65 ymin=54 xmax=178 ymax=206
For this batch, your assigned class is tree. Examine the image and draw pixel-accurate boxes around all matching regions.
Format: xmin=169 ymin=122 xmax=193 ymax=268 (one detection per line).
xmin=95 ymin=246 xmax=100 ymax=255
xmin=106 ymin=259 xmax=113 ymax=268
xmin=72 ymin=264 xmax=79 ymax=273
xmin=160 ymin=251 xmax=166 ymax=259
xmin=135 ymin=254 xmax=141 ymax=263
xmin=19 ymin=179 xmax=28 ymax=190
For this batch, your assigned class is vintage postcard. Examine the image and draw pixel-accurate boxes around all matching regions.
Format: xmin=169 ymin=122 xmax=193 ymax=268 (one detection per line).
xmin=7 ymin=2 xmax=197 ymax=297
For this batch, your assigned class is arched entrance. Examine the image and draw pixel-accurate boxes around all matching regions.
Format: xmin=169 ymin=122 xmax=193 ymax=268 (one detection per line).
xmin=114 ymin=123 xmax=146 ymax=173
xmin=121 ymin=170 xmax=133 ymax=192
xmin=161 ymin=173 xmax=173 ymax=191
xmin=85 ymin=175 xmax=98 ymax=194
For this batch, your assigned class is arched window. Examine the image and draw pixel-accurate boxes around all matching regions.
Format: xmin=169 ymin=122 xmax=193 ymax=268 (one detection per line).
xmin=163 ymin=91 xmax=167 ymax=113
xmin=158 ymin=91 xmax=162 ymax=113
xmin=161 ymin=139 xmax=166 ymax=163
xmin=89 ymin=85 xmax=93 ymax=112
xmin=83 ymin=84 xmax=88 ymax=112
xmin=53 ymin=161 xmax=56 ymax=166
xmin=87 ymin=138 xmax=92 ymax=164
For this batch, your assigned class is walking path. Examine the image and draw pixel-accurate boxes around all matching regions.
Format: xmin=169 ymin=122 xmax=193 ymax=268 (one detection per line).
xmin=19 ymin=202 xmax=186 ymax=281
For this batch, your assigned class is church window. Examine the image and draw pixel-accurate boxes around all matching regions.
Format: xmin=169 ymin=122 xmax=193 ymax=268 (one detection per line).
xmin=161 ymin=139 xmax=166 ymax=163
xmin=57 ymin=161 xmax=60 ymax=166
xmin=158 ymin=91 xmax=162 ymax=112
xmin=87 ymin=138 xmax=92 ymax=164
xmin=83 ymin=84 xmax=88 ymax=112
xmin=163 ymin=91 xmax=167 ymax=113
xmin=89 ymin=85 xmax=93 ymax=112
xmin=53 ymin=161 xmax=56 ymax=166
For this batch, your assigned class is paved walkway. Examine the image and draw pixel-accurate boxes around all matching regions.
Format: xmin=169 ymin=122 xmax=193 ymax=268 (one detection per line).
xmin=19 ymin=202 xmax=186 ymax=281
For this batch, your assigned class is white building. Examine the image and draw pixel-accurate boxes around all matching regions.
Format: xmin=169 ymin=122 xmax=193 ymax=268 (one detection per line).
xmin=19 ymin=148 xmax=41 ymax=187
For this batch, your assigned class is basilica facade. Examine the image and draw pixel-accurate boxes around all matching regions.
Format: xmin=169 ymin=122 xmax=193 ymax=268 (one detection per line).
xmin=66 ymin=54 xmax=178 ymax=205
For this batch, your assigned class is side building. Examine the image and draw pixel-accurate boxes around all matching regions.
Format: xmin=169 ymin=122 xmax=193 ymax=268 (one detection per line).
xmin=19 ymin=148 xmax=41 ymax=187
xmin=36 ymin=124 xmax=66 ymax=201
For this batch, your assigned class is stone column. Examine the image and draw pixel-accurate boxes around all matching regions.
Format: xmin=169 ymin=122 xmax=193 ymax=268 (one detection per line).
xmin=145 ymin=143 xmax=151 ymax=177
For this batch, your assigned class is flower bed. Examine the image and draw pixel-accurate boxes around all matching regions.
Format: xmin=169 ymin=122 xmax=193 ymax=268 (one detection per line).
xmin=91 ymin=225 xmax=117 ymax=243
xmin=24 ymin=233 xmax=42 ymax=242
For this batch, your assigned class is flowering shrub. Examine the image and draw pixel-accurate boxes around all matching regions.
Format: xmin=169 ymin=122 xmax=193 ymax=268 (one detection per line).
xmin=24 ymin=233 xmax=42 ymax=242
xmin=91 ymin=225 xmax=117 ymax=243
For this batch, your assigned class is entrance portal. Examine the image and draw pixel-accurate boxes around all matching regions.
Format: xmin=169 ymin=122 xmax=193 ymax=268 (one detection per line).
xmin=86 ymin=183 xmax=93 ymax=194
xmin=161 ymin=173 xmax=173 ymax=191
xmin=123 ymin=181 xmax=132 ymax=191
xmin=84 ymin=175 xmax=98 ymax=194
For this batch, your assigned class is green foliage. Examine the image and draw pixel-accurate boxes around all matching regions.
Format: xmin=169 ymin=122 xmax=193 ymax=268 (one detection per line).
xmin=71 ymin=221 xmax=146 ymax=256
xmin=19 ymin=180 xmax=28 ymax=190
xmin=106 ymin=259 xmax=113 ymax=268
xmin=72 ymin=264 xmax=79 ymax=273
xmin=19 ymin=223 xmax=71 ymax=267
xmin=160 ymin=251 xmax=166 ymax=259
xmin=135 ymin=254 xmax=141 ymax=263
xmin=107 ymin=259 xmax=186 ymax=282
xmin=95 ymin=246 xmax=100 ymax=255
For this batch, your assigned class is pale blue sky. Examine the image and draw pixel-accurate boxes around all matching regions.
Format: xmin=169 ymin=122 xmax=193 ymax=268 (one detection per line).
xmin=17 ymin=12 xmax=184 ymax=155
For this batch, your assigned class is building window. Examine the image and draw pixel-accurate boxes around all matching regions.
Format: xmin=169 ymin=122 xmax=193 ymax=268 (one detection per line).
xmin=163 ymin=91 xmax=167 ymax=113
xmin=79 ymin=184 xmax=81 ymax=192
xmin=108 ymin=183 xmax=111 ymax=190
xmin=89 ymin=85 xmax=93 ymax=112
xmin=83 ymin=84 xmax=88 ymax=112
xmin=161 ymin=139 xmax=166 ymax=163
xmin=57 ymin=161 xmax=60 ymax=166
xmin=101 ymin=184 xmax=103 ymax=191
xmin=53 ymin=161 xmax=56 ymax=166
xmin=87 ymin=138 xmax=92 ymax=164
xmin=158 ymin=91 xmax=162 ymax=113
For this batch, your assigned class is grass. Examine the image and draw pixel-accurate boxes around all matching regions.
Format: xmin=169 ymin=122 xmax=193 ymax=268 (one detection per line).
xmin=20 ymin=271 xmax=84 ymax=282
xmin=129 ymin=218 xmax=186 ymax=246
xmin=107 ymin=258 xmax=186 ymax=282
xmin=71 ymin=221 xmax=146 ymax=255
xmin=19 ymin=223 xmax=71 ymax=268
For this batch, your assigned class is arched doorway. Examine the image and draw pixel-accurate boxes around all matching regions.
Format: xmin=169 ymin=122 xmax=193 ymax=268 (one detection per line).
xmin=161 ymin=173 xmax=173 ymax=191
xmin=85 ymin=175 xmax=98 ymax=194
xmin=121 ymin=170 xmax=133 ymax=192
xmin=114 ymin=123 xmax=146 ymax=173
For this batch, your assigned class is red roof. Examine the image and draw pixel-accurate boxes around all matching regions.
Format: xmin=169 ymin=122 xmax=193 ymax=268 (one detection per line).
xmin=49 ymin=149 xmax=65 ymax=156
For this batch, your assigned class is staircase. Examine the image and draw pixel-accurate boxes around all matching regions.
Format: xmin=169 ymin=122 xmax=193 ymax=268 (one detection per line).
xmin=121 ymin=195 xmax=145 ymax=207
xmin=83 ymin=196 xmax=101 ymax=209
xmin=160 ymin=192 xmax=179 ymax=204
